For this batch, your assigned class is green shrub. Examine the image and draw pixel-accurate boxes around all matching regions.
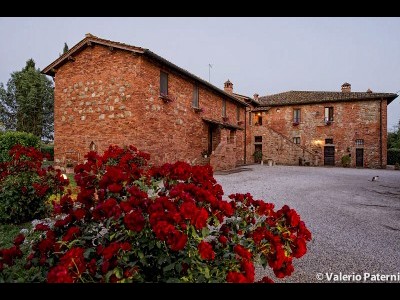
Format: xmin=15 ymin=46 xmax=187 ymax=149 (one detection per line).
xmin=0 ymin=131 xmax=40 ymax=163
xmin=341 ymin=155 xmax=351 ymax=167
xmin=0 ymin=145 xmax=69 ymax=224
xmin=387 ymin=148 xmax=400 ymax=165
xmin=40 ymin=144 xmax=54 ymax=161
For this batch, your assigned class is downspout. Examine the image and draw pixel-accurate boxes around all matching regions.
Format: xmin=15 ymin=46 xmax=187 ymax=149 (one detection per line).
xmin=244 ymin=108 xmax=247 ymax=164
xmin=379 ymin=98 xmax=383 ymax=168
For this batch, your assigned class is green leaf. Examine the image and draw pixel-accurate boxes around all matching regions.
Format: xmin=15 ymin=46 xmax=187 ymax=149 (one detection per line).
xmin=114 ymin=267 xmax=123 ymax=279
xmin=204 ymin=267 xmax=210 ymax=279
xmin=163 ymin=263 xmax=175 ymax=272
xmin=83 ymin=248 xmax=95 ymax=259
xmin=201 ymin=227 xmax=209 ymax=237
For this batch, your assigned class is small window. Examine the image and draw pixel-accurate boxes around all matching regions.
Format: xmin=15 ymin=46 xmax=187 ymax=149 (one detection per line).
xmin=229 ymin=131 xmax=235 ymax=144
xmin=89 ymin=141 xmax=96 ymax=151
xmin=324 ymin=107 xmax=334 ymax=122
xmin=255 ymin=113 xmax=262 ymax=126
xmin=236 ymin=106 xmax=240 ymax=121
xmin=255 ymin=136 xmax=262 ymax=143
xmin=222 ymin=99 xmax=227 ymax=117
xmin=160 ymin=71 xmax=168 ymax=96
xmin=293 ymin=109 xmax=301 ymax=123
xmin=192 ymin=85 xmax=199 ymax=108
xmin=356 ymin=139 xmax=364 ymax=146
xmin=325 ymin=138 xmax=333 ymax=144
xmin=293 ymin=137 xmax=300 ymax=144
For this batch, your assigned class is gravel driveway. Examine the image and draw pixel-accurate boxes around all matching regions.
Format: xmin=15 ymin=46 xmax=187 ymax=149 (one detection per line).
xmin=214 ymin=165 xmax=400 ymax=283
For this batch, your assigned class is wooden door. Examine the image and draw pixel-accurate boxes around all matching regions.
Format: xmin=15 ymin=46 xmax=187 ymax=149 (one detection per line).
xmin=356 ymin=148 xmax=364 ymax=167
xmin=324 ymin=146 xmax=335 ymax=166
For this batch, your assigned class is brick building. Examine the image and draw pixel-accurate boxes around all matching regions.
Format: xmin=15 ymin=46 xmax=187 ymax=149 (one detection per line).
xmin=247 ymin=83 xmax=397 ymax=168
xmin=42 ymin=34 xmax=248 ymax=171
xmin=43 ymin=34 xmax=398 ymax=170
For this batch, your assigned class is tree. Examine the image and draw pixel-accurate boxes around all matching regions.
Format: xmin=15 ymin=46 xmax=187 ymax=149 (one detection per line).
xmin=388 ymin=119 xmax=400 ymax=149
xmin=0 ymin=59 xmax=54 ymax=140
xmin=63 ymin=42 xmax=69 ymax=54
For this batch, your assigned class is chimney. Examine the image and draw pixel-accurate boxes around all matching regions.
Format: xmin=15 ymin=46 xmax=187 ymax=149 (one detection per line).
xmin=224 ymin=79 xmax=233 ymax=94
xmin=253 ymin=93 xmax=259 ymax=101
xmin=366 ymin=88 xmax=373 ymax=93
xmin=341 ymin=82 xmax=351 ymax=93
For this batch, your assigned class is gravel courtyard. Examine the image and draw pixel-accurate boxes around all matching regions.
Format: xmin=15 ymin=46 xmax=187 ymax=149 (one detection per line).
xmin=214 ymin=165 xmax=400 ymax=283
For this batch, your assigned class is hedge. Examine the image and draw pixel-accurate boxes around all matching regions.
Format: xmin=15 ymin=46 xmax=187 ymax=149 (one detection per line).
xmin=40 ymin=144 xmax=54 ymax=161
xmin=0 ymin=131 xmax=40 ymax=162
xmin=387 ymin=148 xmax=400 ymax=165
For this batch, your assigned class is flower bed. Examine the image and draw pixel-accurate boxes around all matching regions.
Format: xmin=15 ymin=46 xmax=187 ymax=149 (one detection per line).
xmin=0 ymin=145 xmax=311 ymax=283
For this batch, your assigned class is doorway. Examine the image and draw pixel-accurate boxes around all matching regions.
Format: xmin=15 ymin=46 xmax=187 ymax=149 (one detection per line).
xmin=324 ymin=146 xmax=335 ymax=166
xmin=356 ymin=148 xmax=364 ymax=167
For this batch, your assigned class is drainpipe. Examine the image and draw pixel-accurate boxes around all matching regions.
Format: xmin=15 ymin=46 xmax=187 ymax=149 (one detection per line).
xmin=379 ymin=99 xmax=383 ymax=168
xmin=244 ymin=108 xmax=247 ymax=164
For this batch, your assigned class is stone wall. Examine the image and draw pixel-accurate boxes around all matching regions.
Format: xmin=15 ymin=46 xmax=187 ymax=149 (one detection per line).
xmin=53 ymin=44 xmax=246 ymax=170
xmin=209 ymin=128 xmax=238 ymax=170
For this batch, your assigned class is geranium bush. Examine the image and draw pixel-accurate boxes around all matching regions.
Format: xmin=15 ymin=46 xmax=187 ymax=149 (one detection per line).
xmin=0 ymin=145 xmax=69 ymax=224
xmin=0 ymin=145 xmax=311 ymax=283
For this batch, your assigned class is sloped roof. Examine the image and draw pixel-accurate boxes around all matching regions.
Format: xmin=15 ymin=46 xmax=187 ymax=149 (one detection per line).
xmin=258 ymin=90 xmax=398 ymax=106
xmin=42 ymin=34 xmax=248 ymax=107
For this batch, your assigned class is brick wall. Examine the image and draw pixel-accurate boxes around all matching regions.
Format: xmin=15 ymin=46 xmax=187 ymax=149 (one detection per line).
xmin=251 ymin=100 xmax=387 ymax=168
xmin=53 ymin=44 xmax=246 ymax=171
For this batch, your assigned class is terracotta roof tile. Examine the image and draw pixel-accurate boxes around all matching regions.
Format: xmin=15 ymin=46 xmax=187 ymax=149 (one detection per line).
xmin=258 ymin=90 xmax=398 ymax=106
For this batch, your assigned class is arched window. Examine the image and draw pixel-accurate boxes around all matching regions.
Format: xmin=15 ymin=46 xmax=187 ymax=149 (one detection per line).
xmin=89 ymin=141 xmax=96 ymax=151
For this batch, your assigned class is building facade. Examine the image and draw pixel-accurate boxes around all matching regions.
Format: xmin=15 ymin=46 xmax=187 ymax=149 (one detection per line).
xmin=42 ymin=34 xmax=248 ymax=171
xmin=247 ymin=83 xmax=397 ymax=168
xmin=43 ymin=34 xmax=398 ymax=170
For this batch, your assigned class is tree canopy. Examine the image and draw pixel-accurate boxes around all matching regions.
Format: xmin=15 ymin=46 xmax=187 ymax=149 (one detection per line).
xmin=0 ymin=59 xmax=54 ymax=140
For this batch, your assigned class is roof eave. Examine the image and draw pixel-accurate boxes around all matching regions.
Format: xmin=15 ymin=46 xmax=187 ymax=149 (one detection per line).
xmin=41 ymin=36 xmax=144 ymax=77
xmin=259 ymin=94 xmax=399 ymax=107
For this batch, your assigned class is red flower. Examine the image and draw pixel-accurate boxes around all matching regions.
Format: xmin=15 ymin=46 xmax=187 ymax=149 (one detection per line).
xmin=13 ymin=234 xmax=25 ymax=246
xmin=291 ymin=237 xmax=307 ymax=258
xmin=167 ymin=230 xmax=187 ymax=251
xmin=193 ymin=207 xmax=209 ymax=229
xmin=47 ymin=265 xmax=74 ymax=283
xmin=257 ymin=276 xmax=274 ymax=283
xmin=197 ymin=241 xmax=215 ymax=260
xmin=226 ymin=271 xmax=247 ymax=283
xmin=241 ymin=260 xmax=255 ymax=282
xmin=124 ymin=210 xmax=145 ymax=232
xmin=218 ymin=235 xmax=228 ymax=245
xmin=180 ymin=202 xmax=196 ymax=219
xmin=234 ymin=245 xmax=252 ymax=260
xmin=73 ymin=208 xmax=86 ymax=220
xmin=108 ymin=183 xmax=123 ymax=193
xmin=35 ymin=223 xmax=50 ymax=231
xmin=62 ymin=226 xmax=81 ymax=242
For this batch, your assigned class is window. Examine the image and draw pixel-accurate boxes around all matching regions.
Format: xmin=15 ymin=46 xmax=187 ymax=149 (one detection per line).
xmin=355 ymin=139 xmax=364 ymax=146
xmin=255 ymin=113 xmax=262 ymax=125
xmin=248 ymin=112 xmax=252 ymax=125
xmin=293 ymin=137 xmax=300 ymax=144
xmin=255 ymin=136 xmax=262 ymax=143
xmin=293 ymin=109 xmax=301 ymax=124
xmin=192 ymin=85 xmax=199 ymax=108
xmin=324 ymin=107 xmax=334 ymax=122
xmin=325 ymin=138 xmax=333 ymax=144
xmin=222 ymin=99 xmax=227 ymax=117
xmin=237 ymin=106 xmax=240 ymax=121
xmin=229 ymin=131 xmax=235 ymax=144
xmin=160 ymin=71 xmax=168 ymax=96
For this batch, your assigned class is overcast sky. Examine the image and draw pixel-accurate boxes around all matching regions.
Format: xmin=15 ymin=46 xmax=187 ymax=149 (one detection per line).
xmin=0 ymin=17 xmax=399 ymax=130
